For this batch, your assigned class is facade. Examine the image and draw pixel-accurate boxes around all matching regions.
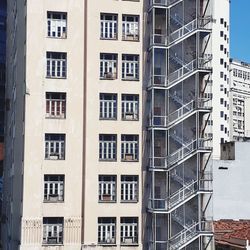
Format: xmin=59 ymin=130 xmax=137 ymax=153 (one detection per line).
xmin=0 ymin=0 xmax=6 ymax=246
xmin=210 ymin=0 xmax=230 ymax=159
xmin=213 ymin=141 xmax=250 ymax=220
xmin=1 ymin=0 xmax=228 ymax=249
xmin=229 ymin=59 xmax=250 ymax=141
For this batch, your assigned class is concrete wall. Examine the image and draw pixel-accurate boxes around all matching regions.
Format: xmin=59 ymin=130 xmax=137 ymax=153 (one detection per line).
xmin=213 ymin=142 xmax=250 ymax=220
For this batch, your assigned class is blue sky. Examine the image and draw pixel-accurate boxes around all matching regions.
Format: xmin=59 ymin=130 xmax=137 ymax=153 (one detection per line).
xmin=230 ymin=0 xmax=250 ymax=62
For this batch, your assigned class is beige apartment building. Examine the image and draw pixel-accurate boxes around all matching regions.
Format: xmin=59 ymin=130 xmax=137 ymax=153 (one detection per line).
xmin=2 ymin=0 xmax=217 ymax=250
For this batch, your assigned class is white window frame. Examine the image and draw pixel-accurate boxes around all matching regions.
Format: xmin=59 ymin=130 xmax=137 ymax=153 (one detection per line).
xmin=122 ymin=15 xmax=139 ymax=41
xmin=100 ymin=93 xmax=117 ymax=119
xmin=98 ymin=218 xmax=116 ymax=244
xmin=99 ymin=176 xmax=116 ymax=202
xmin=100 ymin=14 xmax=117 ymax=39
xmin=46 ymin=52 xmax=67 ymax=78
xmin=122 ymin=94 xmax=139 ymax=120
xmin=43 ymin=218 xmax=63 ymax=245
xmin=100 ymin=53 xmax=117 ymax=80
xmin=120 ymin=217 xmax=138 ymax=245
xmin=46 ymin=92 xmax=66 ymax=119
xmin=99 ymin=134 xmax=117 ymax=161
xmin=45 ymin=134 xmax=65 ymax=160
xmin=44 ymin=175 xmax=64 ymax=202
xmin=121 ymin=176 xmax=138 ymax=202
xmin=47 ymin=12 xmax=67 ymax=38
xmin=122 ymin=54 xmax=139 ymax=80
xmin=121 ymin=135 xmax=139 ymax=161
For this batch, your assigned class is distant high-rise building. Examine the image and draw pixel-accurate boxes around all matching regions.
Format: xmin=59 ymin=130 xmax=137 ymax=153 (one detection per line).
xmin=229 ymin=59 xmax=250 ymax=141
xmin=2 ymin=0 xmax=230 ymax=249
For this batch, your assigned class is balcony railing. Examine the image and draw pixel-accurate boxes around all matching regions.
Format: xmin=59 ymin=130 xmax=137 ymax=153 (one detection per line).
xmin=149 ymin=138 xmax=212 ymax=169
xmin=148 ymin=180 xmax=198 ymax=212
xmin=150 ymin=17 xmax=212 ymax=47
xmin=149 ymin=0 xmax=183 ymax=8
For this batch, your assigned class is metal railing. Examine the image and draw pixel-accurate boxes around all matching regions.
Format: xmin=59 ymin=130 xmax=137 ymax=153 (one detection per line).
xmin=149 ymin=0 xmax=183 ymax=8
xmin=150 ymin=16 xmax=212 ymax=47
xmin=149 ymin=138 xmax=212 ymax=169
xmin=148 ymin=180 xmax=198 ymax=212
xmin=169 ymin=222 xmax=199 ymax=250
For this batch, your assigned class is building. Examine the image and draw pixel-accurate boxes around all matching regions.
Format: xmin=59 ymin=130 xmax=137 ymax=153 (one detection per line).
xmin=229 ymin=59 xmax=250 ymax=141
xmin=0 ymin=0 xmax=6 ymax=247
xmin=213 ymin=141 xmax=250 ymax=220
xmin=1 ymin=0 xmax=226 ymax=249
xmin=210 ymin=0 xmax=230 ymax=159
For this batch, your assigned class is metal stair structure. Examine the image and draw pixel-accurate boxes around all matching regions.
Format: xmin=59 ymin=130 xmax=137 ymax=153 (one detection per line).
xmin=147 ymin=0 xmax=213 ymax=249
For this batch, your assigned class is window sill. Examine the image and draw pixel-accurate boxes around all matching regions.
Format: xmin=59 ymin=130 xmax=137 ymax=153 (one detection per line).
xmin=99 ymin=159 xmax=117 ymax=162
xmin=122 ymin=78 xmax=140 ymax=81
xmin=42 ymin=243 xmax=63 ymax=246
xmin=43 ymin=200 xmax=64 ymax=203
xmin=122 ymin=38 xmax=140 ymax=42
xmin=121 ymin=243 xmax=139 ymax=246
xmin=121 ymin=159 xmax=139 ymax=162
xmin=100 ymin=37 xmax=118 ymax=41
xmin=47 ymin=36 xmax=67 ymax=39
xmin=120 ymin=200 xmax=138 ymax=203
xmin=122 ymin=118 xmax=139 ymax=121
xmin=45 ymin=158 xmax=65 ymax=161
xmin=45 ymin=116 xmax=66 ymax=120
xmin=100 ymin=78 xmax=117 ymax=80
xmin=98 ymin=200 xmax=117 ymax=203
xmin=99 ymin=118 xmax=117 ymax=121
xmin=98 ymin=243 xmax=117 ymax=246
xmin=46 ymin=76 xmax=67 ymax=80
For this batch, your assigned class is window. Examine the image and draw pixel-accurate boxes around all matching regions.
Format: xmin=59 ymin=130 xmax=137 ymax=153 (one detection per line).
xmin=121 ymin=175 xmax=138 ymax=202
xmin=46 ymin=92 xmax=66 ymax=118
xmin=100 ymin=13 xmax=117 ymax=39
xmin=46 ymin=52 xmax=67 ymax=78
xmin=120 ymin=217 xmax=138 ymax=245
xmin=122 ymin=94 xmax=139 ymax=120
xmin=100 ymin=53 xmax=117 ymax=80
xmin=99 ymin=93 xmax=117 ymax=120
xmin=122 ymin=15 xmax=139 ymax=41
xmin=220 ymin=111 xmax=224 ymax=118
xmin=220 ymin=98 xmax=224 ymax=105
xmin=45 ymin=134 xmax=65 ymax=160
xmin=221 ymin=125 xmax=224 ymax=131
xmin=238 ymin=70 xmax=242 ymax=78
xmin=99 ymin=134 xmax=117 ymax=161
xmin=220 ymin=45 xmax=224 ymax=51
xmin=220 ymin=18 xmax=224 ymax=24
xmin=122 ymin=54 xmax=139 ymax=80
xmin=99 ymin=175 xmax=116 ymax=202
xmin=121 ymin=135 xmax=139 ymax=161
xmin=98 ymin=217 xmax=116 ymax=245
xmin=43 ymin=217 xmax=63 ymax=245
xmin=220 ymin=58 xmax=223 ymax=65
xmin=47 ymin=12 xmax=67 ymax=38
xmin=44 ymin=175 xmax=64 ymax=202
xmin=220 ymin=31 xmax=223 ymax=37
xmin=220 ymin=72 xmax=224 ymax=78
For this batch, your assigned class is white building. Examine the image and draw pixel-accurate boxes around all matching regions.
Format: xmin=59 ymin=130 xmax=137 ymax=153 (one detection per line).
xmin=213 ymin=141 xmax=250 ymax=220
xmin=229 ymin=59 xmax=250 ymax=141
xmin=1 ymin=0 xmax=230 ymax=249
xmin=211 ymin=0 xmax=230 ymax=159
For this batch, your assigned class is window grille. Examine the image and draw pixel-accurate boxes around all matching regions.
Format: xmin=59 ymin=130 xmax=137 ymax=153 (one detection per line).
xmin=98 ymin=218 xmax=116 ymax=244
xmin=44 ymin=175 xmax=64 ymax=202
xmin=43 ymin=217 xmax=63 ymax=245
xmin=122 ymin=54 xmax=139 ymax=80
xmin=45 ymin=134 xmax=65 ymax=160
xmin=100 ymin=53 xmax=117 ymax=80
xmin=122 ymin=94 xmax=139 ymax=120
xmin=122 ymin=15 xmax=139 ymax=41
xmin=99 ymin=134 xmax=117 ymax=161
xmin=99 ymin=175 xmax=116 ymax=202
xmin=46 ymin=92 xmax=66 ymax=118
xmin=121 ymin=135 xmax=139 ymax=161
xmin=100 ymin=93 xmax=117 ymax=119
xmin=100 ymin=14 xmax=117 ymax=39
xmin=121 ymin=175 xmax=138 ymax=202
xmin=120 ymin=217 xmax=138 ymax=245
xmin=47 ymin=12 xmax=67 ymax=38
xmin=46 ymin=52 xmax=67 ymax=78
